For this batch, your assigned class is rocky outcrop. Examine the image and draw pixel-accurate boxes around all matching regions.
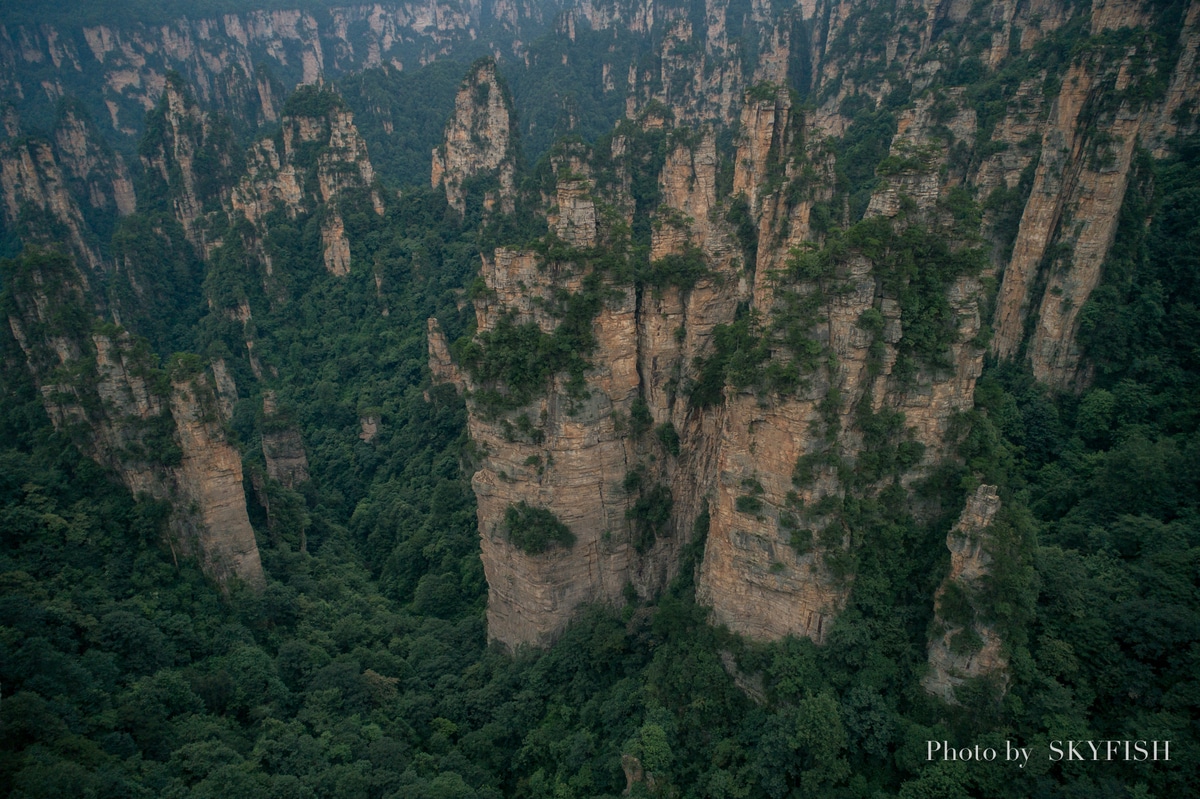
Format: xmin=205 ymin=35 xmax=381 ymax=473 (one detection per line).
xmin=53 ymin=105 xmax=136 ymax=217
xmin=435 ymin=73 xmax=994 ymax=647
xmin=431 ymin=59 xmax=517 ymax=214
xmin=0 ymin=103 xmax=134 ymax=274
xmin=923 ymin=485 xmax=1007 ymax=703
xmin=990 ymin=58 xmax=1137 ymax=389
xmin=170 ymin=372 xmax=266 ymax=587
xmin=433 ymin=249 xmax=660 ymax=648
xmin=0 ymin=1 xmax=552 ymax=145
xmin=231 ymin=88 xmax=382 ymax=279
xmin=423 ymin=0 xmax=1200 ymax=650
xmin=4 ymin=250 xmax=264 ymax=589
xmin=140 ymin=75 xmax=238 ymax=254
xmin=261 ymin=390 xmax=310 ymax=488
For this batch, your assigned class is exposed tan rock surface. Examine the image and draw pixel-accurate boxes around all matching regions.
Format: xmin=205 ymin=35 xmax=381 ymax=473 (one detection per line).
xmin=923 ymin=485 xmax=1008 ymax=703
xmin=261 ymin=390 xmax=311 ymax=489
xmin=6 ymin=253 xmax=264 ymax=589
xmin=171 ymin=375 xmax=266 ymax=587
xmin=417 ymin=0 xmax=1200 ymax=649
xmin=0 ymin=137 xmax=105 ymax=272
xmin=0 ymin=2 xmax=555 ymax=141
xmin=432 ymin=59 xmax=517 ymax=214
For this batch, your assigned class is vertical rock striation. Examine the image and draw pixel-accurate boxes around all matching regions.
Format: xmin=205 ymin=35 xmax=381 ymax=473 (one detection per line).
xmin=923 ymin=485 xmax=1007 ymax=703
xmin=428 ymin=0 xmax=1200 ymax=648
xmin=431 ymin=59 xmax=517 ymax=214
xmin=3 ymin=250 xmax=264 ymax=589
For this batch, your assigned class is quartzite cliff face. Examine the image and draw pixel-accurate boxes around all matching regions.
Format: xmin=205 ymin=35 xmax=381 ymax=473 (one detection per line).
xmin=431 ymin=59 xmax=518 ymax=214
xmin=922 ymin=484 xmax=1009 ymax=703
xmin=430 ymin=0 xmax=1200 ymax=651
xmin=0 ymin=71 xmax=391 ymax=591
xmin=2 ymin=0 xmax=1198 ymax=652
xmin=0 ymin=1 xmax=552 ymax=147
xmin=4 ymin=251 xmax=264 ymax=588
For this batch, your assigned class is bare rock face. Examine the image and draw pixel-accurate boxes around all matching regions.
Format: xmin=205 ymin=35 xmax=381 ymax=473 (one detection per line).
xmin=431 ymin=59 xmax=517 ymax=214
xmin=322 ymin=215 xmax=352 ymax=276
xmin=990 ymin=58 xmax=1140 ymax=389
xmin=433 ymin=78 xmax=994 ymax=647
xmin=359 ymin=414 xmax=380 ymax=443
xmin=1150 ymin=1 xmax=1200 ymax=154
xmin=923 ymin=485 xmax=1007 ymax=703
xmin=261 ymin=390 xmax=311 ymax=489
xmin=420 ymin=0 xmax=1200 ymax=650
xmin=0 ymin=128 xmax=109 ymax=273
xmin=697 ymin=76 xmax=990 ymax=644
xmin=552 ymin=177 xmax=598 ymax=248
xmin=140 ymin=75 xmax=240 ymax=255
xmin=0 ymin=1 xmax=556 ymax=148
xmin=5 ymin=251 xmax=264 ymax=590
xmin=170 ymin=374 xmax=265 ymax=588
xmin=52 ymin=106 xmax=136 ymax=217
xmin=231 ymin=89 xmax=382 ymax=279
xmin=987 ymin=12 xmax=1200 ymax=390
xmin=440 ymin=250 xmax=655 ymax=648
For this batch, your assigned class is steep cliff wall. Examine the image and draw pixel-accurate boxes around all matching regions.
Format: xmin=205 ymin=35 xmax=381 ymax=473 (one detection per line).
xmin=0 ymin=1 xmax=552 ymax=145
xmin=0 ymin=104 xmax=134 ymax=271
xmin=3 ymin=250 xmax=264 ymax=589
xmin=231 ymin=85 xmax=383 ymax=278
xmin=697 ymin=80 xmax=989 ymax=643
xmin=261 ymin=389 xmax=310 ymax=488
xmin=432 ymin=0 xmax=1200 ymax=649
xmin=140 ymin=76 xmax=240 ymax=255
xmin=991 ymin=30 xmax=1194 ymax=389
xmin=922 ymin=484 xmax=1008 ymax=703
xmin=431 ymin=59 xmax=517 ymax=214
xmin=434 ymin=70 xmax=989 ymax=647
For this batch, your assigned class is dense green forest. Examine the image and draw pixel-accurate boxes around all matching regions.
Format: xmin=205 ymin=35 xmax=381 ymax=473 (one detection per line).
xmin=3 ymin=7 xmax=1200 ymax=798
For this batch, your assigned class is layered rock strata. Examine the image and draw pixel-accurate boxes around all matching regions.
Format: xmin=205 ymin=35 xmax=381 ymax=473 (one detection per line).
xmin=434 ymin=73 xmax=990 ymax=647
xmin=430 ymin=0 xmax=1200 ymax=648
xmin=231 ymin=88 xmax=383 ymax=280
xmin=0 ymin=105 xmax=133 ymax=272
xmin=0 ymin=1 xmax=552 ymax=143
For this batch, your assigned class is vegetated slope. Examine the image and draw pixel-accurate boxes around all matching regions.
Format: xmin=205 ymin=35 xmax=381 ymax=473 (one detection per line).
xmin=0 ymin=0 xmax=1198 ymax=798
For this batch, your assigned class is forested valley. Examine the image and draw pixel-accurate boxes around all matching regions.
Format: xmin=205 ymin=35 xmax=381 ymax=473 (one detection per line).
xmin=1 ymin=1 xmax=1199 ymax=797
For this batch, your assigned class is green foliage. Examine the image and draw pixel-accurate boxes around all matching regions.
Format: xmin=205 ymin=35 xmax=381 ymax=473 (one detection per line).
xmin=456 ymin=286 xmax=598 ymax=414
xmin=746 ymin=81 xmax=780 ymax=103
xmin=725 ymin=195 xmax=758 ymax=269
xmin=734 ymin=494 xmax=762 ymax=515
xmin=5 ymin=16 xmax=1200 ymax=799
xmin=836 ymin=104 xmax=897 ymax=220
xmin=338 ymin=61 xmax=466 ymax=189
xmin=630 ymin=397 xmax=653 ymax=438
xmin=640 ymin=246 xmax=712 ymax=292
xmin=788 ymin=527 xmax=814 ymax=555
xmin=688 ymin=311 xmax=770 ymax=407
xmin=626 ymin=485 xmax=673 ymax=553
xmin=655 ymin=422 xmax=680 ymax=457
xmin=281 ymin=84 xmax=346 ymax=119
xmin=504 ymin=501 xmax=575 ymax=554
